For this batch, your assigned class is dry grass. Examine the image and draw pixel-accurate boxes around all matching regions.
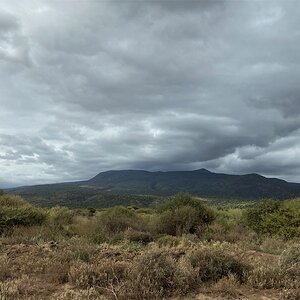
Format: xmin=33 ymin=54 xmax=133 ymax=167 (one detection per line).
xmin=211 ymin=274 xmax=242 ymax=299
xmin=0 ymin=275 xmax=34 ymax=300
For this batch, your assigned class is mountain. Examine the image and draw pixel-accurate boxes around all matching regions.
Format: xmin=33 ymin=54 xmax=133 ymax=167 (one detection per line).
xmin=6 ymin=169 xmax=300 ymax=208
xmin=87 ymin=169 xmax=300 ymax=198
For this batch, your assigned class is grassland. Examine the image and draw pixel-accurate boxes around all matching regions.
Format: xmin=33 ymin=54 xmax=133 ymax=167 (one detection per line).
xmin=0 ymin=192 xmax=299 ymax=299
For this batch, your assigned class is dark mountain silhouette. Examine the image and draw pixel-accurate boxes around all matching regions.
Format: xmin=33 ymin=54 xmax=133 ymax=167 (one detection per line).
xmin=6 ymin=169 xmax=300 ymax=207
xmin=87 ymin=169 xmax=300 ymax=198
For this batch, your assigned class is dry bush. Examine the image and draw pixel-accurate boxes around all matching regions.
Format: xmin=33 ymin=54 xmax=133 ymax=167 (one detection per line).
xmin=0 ymin=244 xmax=73 ymax=285
xmin=124 ymin=229 xmax=153 ymax=245
xmin=156 ymin=235 xmax=181 ymax=248
xmin=279 ymin=245 xmax=300 ymax=272
xmin=98 ymin=206 xmax=139 ymax=234
xmin=6 ymin=224 xmax=70 ymax=244
xmin=64 ymin=237 xmax=98 ymax=263
xmin=0 ymin=195 xmax=28 ymax=207
xmin=211 ymin=274 xmax=241 ymax=299
xmin=48 ymin=206 xmax=75 ymax=226
xmin=185 ymin=247 xmax=250 ymax=283
xmin=0 ymin=275 xmax=33 ymax=300
xmin=52 ymin=288 xmax=104 ymax=300
xmin=70 ymin=216 xmax=109 ymax=244
xmin=68 ymin=259 xmax=129 ymax=299
xmin=247 ymin=264 xmax=289 ymax=289
xmin=126 ymin=250 xmax=184 ymax=299
xmin=208 ymin=209 xmax=260 ymax=248
xmin=0 ymin=255 xmax=12 ymax=282
xmin=280 ymin=288 xmax=300 ymax=300
xmin=258 ymin=237 xmax=289 ymax=255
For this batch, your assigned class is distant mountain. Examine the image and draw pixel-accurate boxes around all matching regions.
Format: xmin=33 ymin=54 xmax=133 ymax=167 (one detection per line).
xmin=7 ymin=169 xmax=300 ymax=208
xmin=87 ymin=169 xmax=300 ymax=198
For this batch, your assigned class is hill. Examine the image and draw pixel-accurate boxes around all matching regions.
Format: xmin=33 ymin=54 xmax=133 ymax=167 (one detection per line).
xmin=6 ymin=169 xmax=300 ymax=208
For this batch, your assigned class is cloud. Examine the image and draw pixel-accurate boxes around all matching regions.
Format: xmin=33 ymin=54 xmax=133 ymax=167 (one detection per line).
xmin=0 ymin=0 xmax=300 ymax=187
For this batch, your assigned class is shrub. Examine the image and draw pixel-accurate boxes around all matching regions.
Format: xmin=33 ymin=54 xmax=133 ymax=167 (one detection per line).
xmin=279 ymin=245 xmax=300 ymax=279
xmin=128 ymin=251 xmax=180 ymax=299
xmin=157 ymin=206 xmax=199 ymax=235
xmin=156 ymin=193 xmax=215 ymax=236
xmin=272 ymin=200 xmax=300 ymax=239
xmin=156 ymin=235 xmax=182 ymax=248
xmin=0 ymin=254 xmax=11 ymax=281
xmin=211 ymin=274 xmax=241 ymax=299
xmin=280 ymin=288 xmax=300 ymax=300
xmin=53 ymin=288 xmax=102 ymax=300
xmin=125 ymin=229 xmax=154 ymax=244
xmin=68 ymin=260 xmax=129 ymax=298
xmin=245 ymin=200 xmax=280 ymax=235
xmin=0 ymin=195 xmax=46 ymax=232
xmin=0 ymin=194 xmax=28 ymax=208
xmin=98 ymin=206 xmax=139 ymax=233
xmin=0 ymin=275 xmax=33 ymax=300
xmin=245 ymin=199 xmax=300 ymax=238
xmin=48 ymin=206 xmax=75 ymax=226
xmin=185 ymin=248 xmax=250 ymax=283
xmin=247 ymin=264 xmax=288 ymax=289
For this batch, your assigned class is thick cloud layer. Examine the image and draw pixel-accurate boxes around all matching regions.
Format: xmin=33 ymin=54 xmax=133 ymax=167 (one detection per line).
xmin=1 ymin=0 xmax=300 ymax=187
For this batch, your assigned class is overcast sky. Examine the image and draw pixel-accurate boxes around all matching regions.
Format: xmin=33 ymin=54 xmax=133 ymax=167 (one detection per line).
xmin=1 ymin=0 xmax=300 ymax=187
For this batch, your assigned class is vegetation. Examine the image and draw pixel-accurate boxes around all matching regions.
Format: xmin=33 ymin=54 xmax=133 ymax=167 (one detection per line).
xmin=0 ymin=194 xmax=46 ymax=233
xmin=0 ymin=192 xmax=299 ymax=299
xmin=156 ymin=193 xmax=215 ymax=235
xmin=245 ymin=199 xmax=300 ymax=238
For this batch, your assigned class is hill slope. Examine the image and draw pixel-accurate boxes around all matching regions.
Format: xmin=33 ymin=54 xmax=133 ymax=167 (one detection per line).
xmin=7 ymin=169 xmax=300 ymax=207
xmin=87 ymin=168 xmax=300 ymax=198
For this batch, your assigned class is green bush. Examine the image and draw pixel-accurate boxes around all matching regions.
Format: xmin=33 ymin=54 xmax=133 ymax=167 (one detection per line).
xmin=245 ymin=200 xmax=280 ymax=234
xmin=0 ymin=195 xmax=46 ymax=231
xmin=245 ymin=199 xmax=300 ymax=238
xmin=48 ymin=206 xmax=75 ymax=226
xmin=157 ymin=206 xmax=199 ymax=235
xmin=98 ymin=206 xmax=139 ymax=233
xmin=156 ymin=193 xmax=215 ymax=236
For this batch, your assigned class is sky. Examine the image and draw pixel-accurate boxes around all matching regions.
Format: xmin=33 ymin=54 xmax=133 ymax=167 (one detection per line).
xmin=1 ymin=0 xmax=300 ymax=188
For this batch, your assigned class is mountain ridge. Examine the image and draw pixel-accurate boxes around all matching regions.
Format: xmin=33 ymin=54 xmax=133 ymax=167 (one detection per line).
xmin=5 ymin=169 xmax=300 ymax=208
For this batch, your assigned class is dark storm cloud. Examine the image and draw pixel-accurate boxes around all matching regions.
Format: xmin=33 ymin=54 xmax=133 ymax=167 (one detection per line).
xmin=1 ymin=0 xmax=300 ymax=187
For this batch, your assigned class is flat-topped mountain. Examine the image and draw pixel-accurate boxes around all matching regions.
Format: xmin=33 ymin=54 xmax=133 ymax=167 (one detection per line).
xmin=6 ymin=169 xmax=300 ymax=208
xmin=87 ymin=168 xmax=300 ymax=198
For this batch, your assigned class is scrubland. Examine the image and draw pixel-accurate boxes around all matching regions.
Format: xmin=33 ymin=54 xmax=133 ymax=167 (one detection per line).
xmin=0 ymin=192 xmax=299 ymax=299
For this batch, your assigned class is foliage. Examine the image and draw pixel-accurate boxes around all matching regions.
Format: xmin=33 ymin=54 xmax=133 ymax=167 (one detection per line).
xmin=48 ymin=206 xmax=75 ymax=226
xmin=156 ymin=193 xmax=215 ymax=236
xmin=0 ymin=195 xmax=46 ymax=231
xmin=98 ymin=206 xmax=139 ymax=233
xmin=125 ymin=229 xmax=154 ymax=244
xmin=185 ymin=248 xmax=250 ymax=283
xmin=245 ymin=199 xmax=300 ymax=238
